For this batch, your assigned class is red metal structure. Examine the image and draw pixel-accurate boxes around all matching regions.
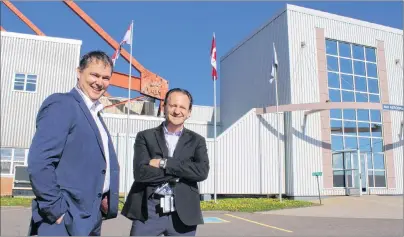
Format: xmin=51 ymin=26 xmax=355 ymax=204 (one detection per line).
xmin=1 ymin=1 xmax=169 ymax=114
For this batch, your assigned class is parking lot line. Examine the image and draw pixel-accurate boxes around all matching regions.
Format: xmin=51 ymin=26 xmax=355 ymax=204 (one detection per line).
xmin=224 ymin=214 xmax=293 ymax=233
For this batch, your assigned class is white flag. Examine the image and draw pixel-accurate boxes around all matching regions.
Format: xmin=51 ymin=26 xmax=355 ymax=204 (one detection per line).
xmin=270 ymin=42 xmax=278 ymax=83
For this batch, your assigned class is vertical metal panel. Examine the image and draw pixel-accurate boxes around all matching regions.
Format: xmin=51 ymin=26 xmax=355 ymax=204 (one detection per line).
xmin=219 ymin=11 xmax=291 ymax=131
xmin=390 ymin=111 xmax=403 ymax=194
xmin=286 ymin=5 xmax=403 ymax=196
xmin=189 ymin=105 xmax=220 ymax=123
xmin=0 ymin=32 xmax=81 ymax=149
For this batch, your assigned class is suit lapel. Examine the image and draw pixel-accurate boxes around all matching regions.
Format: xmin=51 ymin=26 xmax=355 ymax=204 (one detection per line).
xmin=70 ymin=89 xmax=105 ymax=159
xmin=173 ymin=129 xmax=192 ymax=159
xmin=154 ymin=124 xmax=169 ymax=158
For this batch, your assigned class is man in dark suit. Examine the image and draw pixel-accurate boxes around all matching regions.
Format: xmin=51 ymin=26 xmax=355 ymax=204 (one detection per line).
xmin=27 ymin=50 xmax=120 ymax=236
xmin=121 ymin=88 xmax=210 ymax=236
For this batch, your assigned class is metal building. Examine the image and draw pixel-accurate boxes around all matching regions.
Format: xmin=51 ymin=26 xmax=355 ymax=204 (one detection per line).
xmin=220 ymin=4 xmax=403 ymax=198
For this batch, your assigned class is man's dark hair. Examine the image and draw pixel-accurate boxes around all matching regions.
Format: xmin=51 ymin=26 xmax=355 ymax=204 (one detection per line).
xmin=78 ymin=50 xmax=114 ymax=72
xmin=164 ymin=88 xmax=193 ymax=110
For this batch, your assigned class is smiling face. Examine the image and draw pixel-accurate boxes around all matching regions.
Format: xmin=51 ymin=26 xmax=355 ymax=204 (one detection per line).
xmin=76 ymin=59 xmax=112 ymax=102
xmin=164 ymin=91 xmax=192 ymax=130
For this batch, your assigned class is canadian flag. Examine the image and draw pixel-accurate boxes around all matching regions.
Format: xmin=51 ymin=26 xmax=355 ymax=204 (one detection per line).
xmin=210 ymin=32 xmax=217 ymax=80
xmin=112 ymin=22 xmax=133 ymax=66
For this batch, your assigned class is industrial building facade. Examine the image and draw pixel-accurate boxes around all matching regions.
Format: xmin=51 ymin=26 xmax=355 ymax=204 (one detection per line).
xmin=220 ymin=4 xmax=403 ymax=197
xmin=1 ymin=4 xmax=403 ymax=199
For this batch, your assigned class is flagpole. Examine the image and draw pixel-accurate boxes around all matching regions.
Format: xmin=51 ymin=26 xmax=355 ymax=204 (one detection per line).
xmin=273 ymin=43 xmax=282 ymax=202
xmin=124 ymin=20 xmax=134 ymax=201
xmin=213 ymin=68 xmax=217 ymax=203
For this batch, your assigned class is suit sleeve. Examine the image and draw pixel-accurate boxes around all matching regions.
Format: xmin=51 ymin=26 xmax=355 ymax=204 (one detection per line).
xmin=134 ymin=132 xmax=177 ymax=184
xmin=27 ymin=94 xmax=73 ymax=223
xmin=165 ymin=137 xmax=210 ymax=182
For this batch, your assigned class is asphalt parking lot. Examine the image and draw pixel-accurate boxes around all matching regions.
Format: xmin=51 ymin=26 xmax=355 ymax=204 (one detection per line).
xmin=1 ymin=195 xmax=403 ymax=236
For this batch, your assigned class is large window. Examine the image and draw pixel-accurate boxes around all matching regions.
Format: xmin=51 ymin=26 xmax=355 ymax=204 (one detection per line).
xmin=325 ymin=39 xmax=386 ymax=188
xmin=0 ymin=148 xmax=27 ymax=175
xmin=13 ymin=73 xmax=38 ymax=92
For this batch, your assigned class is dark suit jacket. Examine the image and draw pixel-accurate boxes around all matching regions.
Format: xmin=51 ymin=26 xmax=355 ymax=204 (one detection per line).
xmin=121 ymin=123 xmax=210 ymax=226
xmin=27 ymin=88 xmax=120 ymax=236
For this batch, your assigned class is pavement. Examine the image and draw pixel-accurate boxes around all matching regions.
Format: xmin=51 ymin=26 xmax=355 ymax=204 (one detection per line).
xmin=1 ymin=195 xmax=403 ymax=236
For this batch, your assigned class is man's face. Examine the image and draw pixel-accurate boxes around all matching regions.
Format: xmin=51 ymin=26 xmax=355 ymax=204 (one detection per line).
xmin=165 ymin=92 xmax=191 ymax=126
xmin=77 ymin=59 xmax=112 ymax=101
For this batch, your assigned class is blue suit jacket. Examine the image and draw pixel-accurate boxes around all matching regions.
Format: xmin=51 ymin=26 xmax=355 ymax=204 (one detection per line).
xmin=27 ymin=88 xmax=120 ymax=236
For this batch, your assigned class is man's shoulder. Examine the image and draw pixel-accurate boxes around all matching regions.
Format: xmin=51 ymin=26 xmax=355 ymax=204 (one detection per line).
xmin=41 ymin=91 xmax=76 ymax=107
xmin=185 ymin=129 xmax=205 ymax=142
xmin=137 ymin=126 xmax=159 ymax=136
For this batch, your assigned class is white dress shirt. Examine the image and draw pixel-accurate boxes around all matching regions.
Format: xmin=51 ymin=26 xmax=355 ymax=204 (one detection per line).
xmin=75 ymin=86 xmax=110 ymax=194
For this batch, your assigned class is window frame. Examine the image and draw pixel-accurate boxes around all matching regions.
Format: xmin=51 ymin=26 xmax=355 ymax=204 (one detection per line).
xmin=12 ymin=72 xmax=38 ymax=93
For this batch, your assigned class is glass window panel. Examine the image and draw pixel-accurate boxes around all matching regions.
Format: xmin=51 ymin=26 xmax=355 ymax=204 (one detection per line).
xmin=338 ymin=42 xmax=351 ymax=58
xmin=354 ymin=76 xmax=367 ymax=92
xmin=357 ymin=109 xmax=369 ymax=121
xmin=368 ymin=170 xmax=374 ymax=187
xmin=353 ymin=61 xmax=366 ymax=76
xmin=342 ymin=90 xmax=354 ymax=102
xmin=371 ymin=123 xmax=382 ymax=137
xmin=327 ymin=56 xmax=339 ymax=71
xmin=367 ymin=153 xmax=373 ymax=169
xmin=14 ymin=78 xmax=25 ymax=83
xmin=372 ymin=138 xmax=383 ymax=152
xmin=359 ymin=137 xmax=371 ymax=152
xmin=355 ymin=92 xmax=368 ymax=102
xmin=331 ymin=135 xmax=344 ymax=151
xmin=330 ymin=109 xmax=342 ymax=119
xmin=26 ymin=83 xmax=36 ymax=92
xmin=14 ymin=83 xmax=24 ymax=91
xmin=367 ymin=79 xmax=379 ymax=94
xmin=1 ymin=148 xmax=12 ymax=161
xmin=339 ymin=58 xmax=353 ymax=74
xmin=373 ymin=153 xmax=385 ymax=170
xmin=358 ymin=122 xmax=371 ymax=136
xmin=369 ymin=94 xmax=380 ymax=103
xmin=365 ymin=47 xmax=376 ymax=62
xmin=344 ymin=136 xmax=358 ymax=150
xmin=15 ymin=73 xmax=25 ymax=79
xmin=343 ymin=109 xmax=356 ymax=120
xmin=333 ymin=171 xmax=345 ymax=187
xmin=344 ymin=137 xmax=358 ymax=150
xmin=352 ymin=45 xmax=365 ymax=60
xmin=366 ymin=63 xmax=378 ymax=78
xmin=344 ymin=121 xmax=357 ymax=135
xmin=14 ymin=149 xmax=25 ymax=162
xmin=332 ymin=153 xmax=344 ymax=169
xmin=27 ymin=74 xmax=37 ymax=81
xmin=331 ymin=120 xmax=343 ymax=135
xmin=341 ymin=74 xmax=353 ymax=90
xmin=1 ymin=161 xmax=11 ymax=174
xmin=370 ymin=110 xmax=381 ymax=122
xmin=326 ymin=40 xmax=338 ymax=55
xmin=345 ymin=170 xmax=353 ymax=187
xmin=374 ymin=171 xmax=386 ymax=187
xmin=329 ymin=89 xmax=341 ymax=102
xmin=328 ymin=72 xmax=340 ymax=88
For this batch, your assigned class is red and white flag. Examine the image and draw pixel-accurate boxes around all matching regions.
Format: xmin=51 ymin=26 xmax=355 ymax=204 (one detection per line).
xmin=112 ymin=21 xmax=133 ymax=66
xmin=210 ymin=32 xmax=217 ymax=80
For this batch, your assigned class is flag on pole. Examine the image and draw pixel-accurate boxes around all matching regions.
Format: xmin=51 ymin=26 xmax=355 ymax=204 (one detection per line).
xmin=210 ymin=33 xmax=217 ymax=80
xmin=270 ymin=42 xmax=278 ymax=83
xmin=112 ymin=22 xmax=134 ymax=66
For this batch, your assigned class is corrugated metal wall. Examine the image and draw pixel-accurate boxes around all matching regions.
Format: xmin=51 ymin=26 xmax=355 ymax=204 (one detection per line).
xmin=0 ymin=32 xmax=81 ymax=148
xmin=102 ymin=114 xmax=218 ymax=139
xmin=286 ymin=5 xmax=403 ymax=196
xmin=110 ymin=109 xmax=284 ymax=195
xmin=219 ymin=10 xmax=291 ymax=131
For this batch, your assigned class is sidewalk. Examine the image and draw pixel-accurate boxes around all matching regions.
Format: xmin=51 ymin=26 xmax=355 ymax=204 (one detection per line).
xmin=258 ymin=195 xmax=403 ymax=219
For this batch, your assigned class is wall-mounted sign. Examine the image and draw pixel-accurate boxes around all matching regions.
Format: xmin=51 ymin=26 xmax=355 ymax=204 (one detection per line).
xmin=383 ymin=104 xmax=404 ymax=111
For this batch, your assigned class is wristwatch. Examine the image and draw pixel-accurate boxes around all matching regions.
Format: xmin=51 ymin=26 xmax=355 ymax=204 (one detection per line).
xmin=159 ymin=158 xmax=167 ymax=169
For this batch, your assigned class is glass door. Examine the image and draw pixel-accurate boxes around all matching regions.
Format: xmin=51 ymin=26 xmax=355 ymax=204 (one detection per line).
xmin=332 ymin=150 xmax=362 ymax=196
xmin=360 ymin=153 xmax=368 ymax=194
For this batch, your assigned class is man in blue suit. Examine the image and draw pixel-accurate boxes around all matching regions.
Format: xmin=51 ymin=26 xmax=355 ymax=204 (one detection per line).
xmin=27 ymin=50 xmax=120 ymax=236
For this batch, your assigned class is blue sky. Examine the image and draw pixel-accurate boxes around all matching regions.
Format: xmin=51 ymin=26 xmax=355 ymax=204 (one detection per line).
xmin=2 ymin=1 xmax=402 ymax=106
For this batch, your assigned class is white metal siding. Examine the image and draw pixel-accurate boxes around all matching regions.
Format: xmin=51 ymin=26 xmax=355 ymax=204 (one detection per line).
xmin=189 ymin=105 xmax=220 ymax=123
xmin=286 ymin=5 xmax=403 ymax=196
xmin=219 ymin=10 xmax=291 ymax=131
xmin=0 ymin=32 xmax=81 ymax=148
xmin=102 ymin=114 xmax=217 ymax=139
xmin=390 ymin=111 xmax=403 ymax=194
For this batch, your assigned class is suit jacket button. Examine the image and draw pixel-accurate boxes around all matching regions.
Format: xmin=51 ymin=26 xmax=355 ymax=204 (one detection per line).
xmin=98 ymin=193 xmax=102 ymax=198
xmin=102 ymin=170 xmax=106 ymax=174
